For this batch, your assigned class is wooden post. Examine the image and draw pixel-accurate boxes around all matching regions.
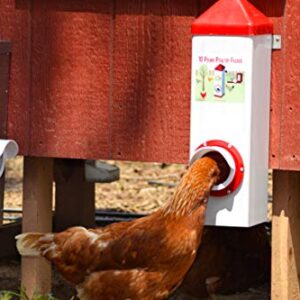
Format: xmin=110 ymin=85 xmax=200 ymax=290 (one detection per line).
xmin=22 ymin=157 xmax=53 ymax=296
xmin=54 ymin=159 xmax=95 ymax=232
xmin=0 ymin=174 xmax=5 ymax=224
xmin=272 ymin=170 xmax=300 ymax=299
xmin=0 ymin=42 xmax=11 ymax=226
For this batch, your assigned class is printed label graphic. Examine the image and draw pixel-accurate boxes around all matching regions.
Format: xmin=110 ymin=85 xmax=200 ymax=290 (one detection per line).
xmin=195 ymin=55 xmax=245 ymax=103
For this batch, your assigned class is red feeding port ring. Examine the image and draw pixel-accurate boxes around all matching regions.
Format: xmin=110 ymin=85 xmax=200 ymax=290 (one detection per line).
xmin=192 ymin=140 xmax=244 ymax=197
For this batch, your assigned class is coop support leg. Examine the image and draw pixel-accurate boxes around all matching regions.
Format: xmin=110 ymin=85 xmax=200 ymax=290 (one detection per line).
xmin=54 ymin=159 xmax=95 ymax=231
xmin=21 ymin=157 xmax=53 ymax=296
xmin=0 ymin=174 xmax=4 ymax=224
xmin=272 ymin=170 xmax=300 ymax=299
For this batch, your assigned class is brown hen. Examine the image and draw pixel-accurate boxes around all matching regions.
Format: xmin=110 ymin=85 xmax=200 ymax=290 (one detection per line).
xmin=16 ymin=157 xmax=220 ymax=300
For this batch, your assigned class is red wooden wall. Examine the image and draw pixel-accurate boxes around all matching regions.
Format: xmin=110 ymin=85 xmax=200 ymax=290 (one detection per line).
xmin=0 ymin=0 xmax=299 ymax=170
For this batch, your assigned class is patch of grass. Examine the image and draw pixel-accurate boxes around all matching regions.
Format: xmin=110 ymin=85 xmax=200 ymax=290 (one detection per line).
xmin=0 ymin=289 xmax=59 ymax=300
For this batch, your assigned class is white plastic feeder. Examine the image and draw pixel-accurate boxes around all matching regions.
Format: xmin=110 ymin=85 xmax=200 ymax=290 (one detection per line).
xmin=189 ymin=0 xmax=273 ymax=227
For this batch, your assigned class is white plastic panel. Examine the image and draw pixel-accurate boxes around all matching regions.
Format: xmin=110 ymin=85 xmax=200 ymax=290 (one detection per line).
xmin=190 ymin=35 xmax=272 ymax=227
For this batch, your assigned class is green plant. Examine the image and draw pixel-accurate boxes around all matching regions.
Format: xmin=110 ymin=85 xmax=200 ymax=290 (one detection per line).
xmin=0 ymin=289 xmax=59 ymax=300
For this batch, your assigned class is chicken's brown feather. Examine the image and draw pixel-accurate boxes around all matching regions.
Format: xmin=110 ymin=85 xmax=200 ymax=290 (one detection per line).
xmin=16 ymin=157 xmax=220 ymax=299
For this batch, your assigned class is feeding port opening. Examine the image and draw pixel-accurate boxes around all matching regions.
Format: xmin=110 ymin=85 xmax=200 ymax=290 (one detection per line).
xmin=204 ymin=151 xmax=231 ymax=186
xmin=199 ymin=148 xmax=236 ymax=192
xmin=190 ymin=141 xmax=244 ymax=196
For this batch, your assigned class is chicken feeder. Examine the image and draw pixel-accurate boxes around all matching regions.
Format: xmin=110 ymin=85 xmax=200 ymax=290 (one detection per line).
xmin=189 ymin=0 xmax=273 ymax=227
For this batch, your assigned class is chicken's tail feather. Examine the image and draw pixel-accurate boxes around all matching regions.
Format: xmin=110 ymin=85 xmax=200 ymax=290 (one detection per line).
xmin=15 ymin=232 xmax=55 ymax=257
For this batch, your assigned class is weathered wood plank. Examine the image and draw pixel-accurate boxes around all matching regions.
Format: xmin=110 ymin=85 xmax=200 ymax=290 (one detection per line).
xmin=0 ymin=42 xmax=11 ymax=225
xmin=0 ymin=0 xmax=31 ymax=154
xmin=0 ymin=174 xmax=5 ymax=225
xmin=110 ymin=0 xmax=197 ymax=163
xmin=0 ymin=0 xmax=299 ymax=170
xmin=21 ymin=157 xmax=53 ymax=296
xmin=0 ymin=41 xmax=11 ymax=139
xmin=54 ymin=159 xmax=95 ymax=231
xmin=272 ymin=170 xmax=300 ymax=299
xmin=278 ymin=0 xmax=300 ymax=170
xmin=29 ymin=0 xmax=113 ymax=159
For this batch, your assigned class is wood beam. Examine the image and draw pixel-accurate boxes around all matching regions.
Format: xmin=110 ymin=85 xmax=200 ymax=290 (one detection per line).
xmin=272 ymin=170 xmax=300 ymax=299
xmin=0 ymin=174 xmax=5 ymax=224
xmin=54 ymin=159 xmax=95 ymax=232
xmin=21 ymin=157 xmax=53 ymax=296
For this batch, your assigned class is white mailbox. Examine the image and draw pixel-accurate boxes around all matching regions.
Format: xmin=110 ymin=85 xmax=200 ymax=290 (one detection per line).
xmin=190 ymin=0 xmax=273 ymax=227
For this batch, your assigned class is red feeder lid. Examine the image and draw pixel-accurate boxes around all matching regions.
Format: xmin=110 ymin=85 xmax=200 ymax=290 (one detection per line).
xmin=192 ymin=0 xmax=273 ymax=36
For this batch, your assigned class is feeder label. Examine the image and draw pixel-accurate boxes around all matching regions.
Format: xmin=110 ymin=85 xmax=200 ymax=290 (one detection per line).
xmin=194 ymin=54 xmax=245 ymax=102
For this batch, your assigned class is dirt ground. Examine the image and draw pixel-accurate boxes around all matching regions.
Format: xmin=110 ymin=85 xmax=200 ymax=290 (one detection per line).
xmin=0 ymin=157 xmax=272 ymax=299
xmin=3 ymin=157 xmax=187 ymax=216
